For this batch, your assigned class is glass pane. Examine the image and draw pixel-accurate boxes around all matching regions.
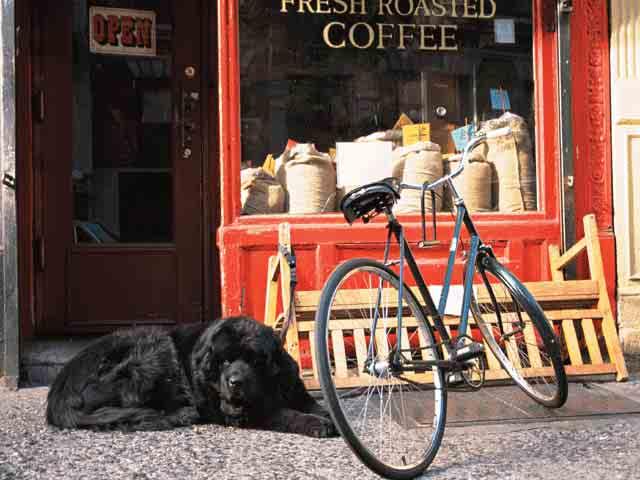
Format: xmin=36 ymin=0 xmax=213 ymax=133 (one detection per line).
xmin=72 ymin=0 xmax=174 ymax=243
xmin=239 ymin=1 xmax=538 ymax=215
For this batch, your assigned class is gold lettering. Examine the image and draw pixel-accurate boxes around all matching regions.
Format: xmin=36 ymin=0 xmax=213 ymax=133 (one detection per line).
xmin=280 ymin=0 xmax=295 ymax=12
xmin=323 ymin=21 xmax=346 ymax=48
xmin=377 ymin=23 xmax=394 ymax=49
xmin=419 ymin=24 xmax=437 ymax=50
xmin=397 ymin=23 xmax=415 ymax=49
xmin=440 ymin=24 xmax=458 ymax=50
xmin=378 ymin=0 xmax=392 ymax=14
xmin=479 ymin=0 xmax=497 ymax=18
xmin=431 ymin=0 xmax=447 ymax=16
xmin=333 ymin=0 xmax=349 ymax=14
xmin=351 ymin=0 xmax=367 ymax=14
xmin=414 ymin=0 xmax=431 ymax=16
xmin=316 ymin=0 xmax=331 ymax=13
xmin=463 ymin=0 xmax=478 ymax=18
xmin=349 ymin=22 xmax=374 ymax=48
xmin=449 ymin=0 xmax=458 ymax=17
xmin=298 ymin=0 xmax=314 ymax=13
xmin=395 ymin=0 xmax=415 ymax=16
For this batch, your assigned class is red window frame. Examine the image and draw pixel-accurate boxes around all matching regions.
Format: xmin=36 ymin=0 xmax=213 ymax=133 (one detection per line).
xmin=217 ymin=0 xmax=562 ymax=318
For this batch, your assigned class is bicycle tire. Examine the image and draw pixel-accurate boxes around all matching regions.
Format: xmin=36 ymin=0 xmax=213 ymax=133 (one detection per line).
xmin=315 ymin=258 xmax=447 ymax=480
xmin=471 ymin=255 xmax=568 ymax=408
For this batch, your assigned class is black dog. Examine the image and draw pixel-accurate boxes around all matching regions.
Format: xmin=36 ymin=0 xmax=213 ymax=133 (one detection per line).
xmin=46 ymin=316 xmax=336 ymax=437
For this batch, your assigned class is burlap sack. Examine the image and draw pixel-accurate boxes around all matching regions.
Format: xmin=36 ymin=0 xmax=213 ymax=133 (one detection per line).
xmin=355 ymin=129 xmax=403 ymax=147
xmin=240 ymin=167 xmax=286 ymax=215
xmin=277 ymin=144 xmax=336 ymax=214
xmin=394 ymin=142 xmax=443 ymax=214
xmin=481 ymin=112 xmax=536 ymax=211
xmin=392 ymin=148 xmax=405 ymax=180
xmin=444 ymin=152 xmax=494 ymax=212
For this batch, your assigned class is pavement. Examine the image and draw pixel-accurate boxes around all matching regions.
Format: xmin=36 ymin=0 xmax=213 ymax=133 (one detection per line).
xmin=2 ymin=372 xmax=640 ymax=479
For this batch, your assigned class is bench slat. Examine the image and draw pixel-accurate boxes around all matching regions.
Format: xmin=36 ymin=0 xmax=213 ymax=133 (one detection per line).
xmin=523 ymin=321 xmax=543 ymax=368
xmin=562 ymin=319 xmax=584 ymax=366
xmin=331 ymin=330 xmax=348 ymax=378
xmin=294 ymin=280 xmax=600 ymax=312
xmin=582 ymin=318 xmax=604 ymax=365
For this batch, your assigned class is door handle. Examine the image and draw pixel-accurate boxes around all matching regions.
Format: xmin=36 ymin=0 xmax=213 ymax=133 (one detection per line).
xmin=180 ymin=89 xmax=200 ymax=159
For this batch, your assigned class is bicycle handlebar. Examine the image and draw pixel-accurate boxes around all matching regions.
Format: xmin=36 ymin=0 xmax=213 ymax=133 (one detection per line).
xmin=399 ymin=126 xmax=512 ymax=193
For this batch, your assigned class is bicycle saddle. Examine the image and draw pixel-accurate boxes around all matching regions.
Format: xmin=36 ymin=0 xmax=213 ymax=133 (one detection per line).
xmin=340 ymin=178 xmax=401 ymax=224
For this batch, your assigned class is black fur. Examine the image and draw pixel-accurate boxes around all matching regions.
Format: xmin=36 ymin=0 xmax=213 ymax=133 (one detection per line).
xmin=46 ymin=316 xmax=336 ymax=437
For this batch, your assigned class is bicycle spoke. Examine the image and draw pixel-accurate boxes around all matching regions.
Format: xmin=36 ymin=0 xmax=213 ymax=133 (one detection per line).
xmin=471 ymin=257 xmax=567 ymax=407
xmin=315 ymin=260 xmax=446 ymax=476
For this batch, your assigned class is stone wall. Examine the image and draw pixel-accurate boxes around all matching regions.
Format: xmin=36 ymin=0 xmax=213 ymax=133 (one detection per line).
xmin=610 ymin=0 xmax=640 ymax=353
xmin=0 ymin=0 xmax=19 ymax=389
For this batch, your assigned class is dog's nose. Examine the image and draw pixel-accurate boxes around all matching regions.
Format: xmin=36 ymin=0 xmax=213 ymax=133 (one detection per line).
xmin=227 ymin=375 xmax=242 ymax=389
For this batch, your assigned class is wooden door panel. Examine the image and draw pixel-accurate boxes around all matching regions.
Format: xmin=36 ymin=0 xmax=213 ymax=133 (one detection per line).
xmin=67 ymin=248 xmax=177 ymax=329
xmin=173 ymin=0 xmax=205 ymax=327
xmin=33 ymin=0 xmax=206 ymax=334
xmin=32 ymin=0 xmax=73 ymax=333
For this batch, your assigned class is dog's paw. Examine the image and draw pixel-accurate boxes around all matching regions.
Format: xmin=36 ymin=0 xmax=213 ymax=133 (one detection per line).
xmin=303 ymin=414 xmax=339 ymax=438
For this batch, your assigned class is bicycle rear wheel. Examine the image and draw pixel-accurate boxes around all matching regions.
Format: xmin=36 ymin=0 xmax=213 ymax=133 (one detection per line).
xmin=471 ymin=255 xmax=568 ymax=408
xmin=315 ymin=258 xmax=447 ymax=480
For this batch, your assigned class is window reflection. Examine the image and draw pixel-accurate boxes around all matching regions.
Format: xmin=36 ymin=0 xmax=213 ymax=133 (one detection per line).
xmin=239 ymin=1 xmax=537 ymax=215
xmin=72 ymin=0 xmax=174 ymax=243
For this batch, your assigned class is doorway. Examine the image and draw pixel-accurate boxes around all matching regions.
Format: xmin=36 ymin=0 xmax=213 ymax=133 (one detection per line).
xmin=29 ymin=0 xmax=218 ymax=335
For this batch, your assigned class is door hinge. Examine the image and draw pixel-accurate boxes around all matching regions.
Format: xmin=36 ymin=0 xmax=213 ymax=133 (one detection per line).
xmin=34 ymin=236 xmax=45 ymax=272
xmin=33 ymin=90 xmax=45 ymax=122
xmin=2 ymin=173 xmax=16 ymax=190
xmin=559 ymin=0 xmax=573 ymax=14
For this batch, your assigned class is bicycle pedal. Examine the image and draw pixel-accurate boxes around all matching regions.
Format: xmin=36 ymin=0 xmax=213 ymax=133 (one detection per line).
xmin=454 ymin=342 xmax=484 ymax=362
xmin=447 ymin=371 xmax=465 ymax=385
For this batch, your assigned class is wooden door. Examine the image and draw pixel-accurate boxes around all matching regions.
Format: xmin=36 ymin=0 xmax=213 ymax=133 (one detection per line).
xmin=32 ymin=0 xmax=207 ymax=334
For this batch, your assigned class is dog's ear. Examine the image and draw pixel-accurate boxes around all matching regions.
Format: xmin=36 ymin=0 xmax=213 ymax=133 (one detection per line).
xmin=264 ymin=331 xmax=281 ymax=377
xmin=191 ymin=320 xmax=229 ymax=382
xmin=272 ymin=344 xmax=310 ymax=406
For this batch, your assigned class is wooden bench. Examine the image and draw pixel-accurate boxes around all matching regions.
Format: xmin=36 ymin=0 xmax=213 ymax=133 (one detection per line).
xmin=265 ymin=215 xmax=629 ymax=389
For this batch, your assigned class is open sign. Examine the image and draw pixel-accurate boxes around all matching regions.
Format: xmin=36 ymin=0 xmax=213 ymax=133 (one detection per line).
xmin=89 ymin=7 xmax=156 ymax=57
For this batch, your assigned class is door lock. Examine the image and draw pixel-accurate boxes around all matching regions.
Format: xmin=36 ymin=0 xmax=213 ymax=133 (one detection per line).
xmin=181 ymin=89 xmax=200 ymax=157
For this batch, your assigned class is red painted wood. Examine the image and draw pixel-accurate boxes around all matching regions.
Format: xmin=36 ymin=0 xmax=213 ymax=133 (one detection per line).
xmin=571 ymin=0 xmax=614 ymax=233
xmin=571 ymin=0 xmax=616 ymax=312
xmin=216 ymin=0 xmax=616 ymax=321
xmin=218 ymin=0 xmax=241 ymax=227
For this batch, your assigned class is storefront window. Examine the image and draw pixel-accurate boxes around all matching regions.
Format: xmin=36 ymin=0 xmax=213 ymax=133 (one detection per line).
xmin=239 ymin=1 xmax=537 ymax=216
xmin=72 ymin=1 xmax=174 ymax=243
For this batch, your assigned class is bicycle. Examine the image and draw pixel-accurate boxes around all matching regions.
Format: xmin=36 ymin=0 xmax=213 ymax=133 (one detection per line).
xmin=314 ymin=127 xmax=568 ymax=479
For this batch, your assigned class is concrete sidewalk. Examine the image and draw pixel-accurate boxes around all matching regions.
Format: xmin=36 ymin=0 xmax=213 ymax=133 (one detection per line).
xmin=1 ymin=379 xmax=640 ymax=479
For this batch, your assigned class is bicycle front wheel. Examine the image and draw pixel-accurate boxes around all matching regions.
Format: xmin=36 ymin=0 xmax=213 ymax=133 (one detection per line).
xmin=471 ymin=255 xmax=568 ymax=408
xmin=315 ymin=258 xmax=447 ymax=480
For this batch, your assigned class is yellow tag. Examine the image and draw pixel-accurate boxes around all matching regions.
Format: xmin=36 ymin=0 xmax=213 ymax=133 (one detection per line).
xmin=393 ymin=113 xmax=414 ymax=130
xmin=329 ymin=148 xmax=337 ymax=160
xmin=262 ymin=154 xmax=275 ymax=176
xmin=402 ymin=123 xmax=431 ymax=146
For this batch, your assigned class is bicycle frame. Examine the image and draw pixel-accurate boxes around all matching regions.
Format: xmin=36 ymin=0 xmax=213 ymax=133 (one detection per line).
xmin=399 ymin=208 xmax=472 ymax=350
xmin=362 ymin=130 xmax=511 ymax=374
xmin=371 ymin=179 xmax=494 ymax=373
